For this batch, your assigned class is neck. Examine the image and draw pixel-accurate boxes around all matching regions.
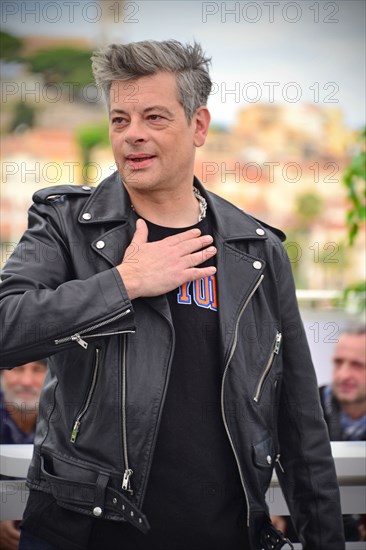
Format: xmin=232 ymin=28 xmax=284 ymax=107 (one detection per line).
xmin=7 ymin=406 xmax=37 ymax=434
xmin=129 ymin=187 xmax=202 ymax=227
xmin=341 ymin=401 xmax=366 ymax=420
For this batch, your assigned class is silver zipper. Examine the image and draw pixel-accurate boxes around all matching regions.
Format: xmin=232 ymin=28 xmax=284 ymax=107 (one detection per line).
xmin=121 ymin=333 xmax=133 ymax=494
xmin=137 ymin=311 xmax=176 ymax=506
xmin=275 ymin=453 xmax=285 ymax=473
xmin=253 ymin=331 xmax=282 ymax=402
xmin=70 ymin=347 xmax=101 ymax=443
xmin=221 ymin=274 xmax=264 ymax=528
xmin=54 ymin=309 xmax=132 ymax=349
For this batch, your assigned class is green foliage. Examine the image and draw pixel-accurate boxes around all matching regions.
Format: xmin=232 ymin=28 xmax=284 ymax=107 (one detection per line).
xmin=337 ymin=280 xmax=366 ymax=315
xmin=25 ymin=47 xmax=93 ymax=88
xmin=341 ymin=128 xmax=366 ymax=312
xmin=286 ymin=192 xmax=324 ymax=287
xmin=343 ymin=128 xmax=366 ymax=245
xmin=295 ymin=192 xmax=324 ymax=229
xmin=0 ymin=31 xmax=23 ymax=61
xmin=10 ymin=102 xmax=35 ymax=132
xmin=76 ymin=122 xmax=109 ymax=169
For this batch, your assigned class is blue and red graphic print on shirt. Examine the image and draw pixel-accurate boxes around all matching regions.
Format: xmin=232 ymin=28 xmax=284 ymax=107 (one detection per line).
xmin=177 ymin=274 xmax=217 ymax=311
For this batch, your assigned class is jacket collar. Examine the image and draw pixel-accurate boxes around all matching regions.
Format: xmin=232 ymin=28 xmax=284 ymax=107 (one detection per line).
xmin=78 ymin=171 xmax=285 ymax=243
xmin=79 ymin=171 xmax=131 ymax=224
xmin=193 ymin=178 xmax=285 ymax=243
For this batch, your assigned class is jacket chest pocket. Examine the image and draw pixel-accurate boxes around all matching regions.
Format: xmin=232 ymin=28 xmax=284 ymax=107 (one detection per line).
xmin=70 ymin=347 xmax=101 ymax=443
xmin=253 ymin=331 xmax=282 ymax=403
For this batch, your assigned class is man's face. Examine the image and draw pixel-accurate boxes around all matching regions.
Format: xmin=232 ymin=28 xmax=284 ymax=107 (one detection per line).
xmin=1 ymin=361 xmax=47 ymax=410
xmin=109 ymin=71 xmax=209 ymax=195
xmin=332 ymin=334 xmax=366 ymax=407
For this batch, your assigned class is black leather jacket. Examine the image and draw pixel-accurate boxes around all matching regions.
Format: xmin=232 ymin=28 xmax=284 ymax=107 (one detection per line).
xmin=0 ymin=173 xmax=344 ymax=549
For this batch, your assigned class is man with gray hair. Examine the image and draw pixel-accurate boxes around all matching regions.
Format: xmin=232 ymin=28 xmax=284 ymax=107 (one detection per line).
xmin=0 ymin=40 xmax=344 ymax=549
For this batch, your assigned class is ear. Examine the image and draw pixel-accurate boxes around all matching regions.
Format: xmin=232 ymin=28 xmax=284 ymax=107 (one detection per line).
xmin=193 ymin=107 xmax=211 ymax=147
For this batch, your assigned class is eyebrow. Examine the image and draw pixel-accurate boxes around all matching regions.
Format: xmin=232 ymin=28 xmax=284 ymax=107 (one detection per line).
xmin=110 ymin=106 xmax=174 ymax=118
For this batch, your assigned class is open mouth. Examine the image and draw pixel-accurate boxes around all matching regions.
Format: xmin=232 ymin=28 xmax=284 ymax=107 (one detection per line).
xmin=128 ymin=155 xmax=155 ymax=162
xmin=126 ymin=154 xmax=156 ymax=161
xmin=125 ymin=154 xmax=156 ymax=169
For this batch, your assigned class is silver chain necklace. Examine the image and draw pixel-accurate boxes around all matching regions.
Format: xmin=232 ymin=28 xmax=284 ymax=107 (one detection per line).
xmin=193 ymin=186 xmax=207 ymax=221
xmin=130 ymin=187 xmax=207 ymax=222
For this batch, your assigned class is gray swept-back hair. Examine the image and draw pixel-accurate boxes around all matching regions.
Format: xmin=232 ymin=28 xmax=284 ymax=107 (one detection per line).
xmin=91 ymin=40 xmax=212 ymax=120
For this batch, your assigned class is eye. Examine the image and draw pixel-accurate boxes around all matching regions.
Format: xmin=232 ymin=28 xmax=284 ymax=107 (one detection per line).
xmin=351 ymin=362 xmax=365 ymax=370
xmin=148 ymin=114 xmax=163 ymax=121
xmin=111 ymin=116 xmax=127 ymax=125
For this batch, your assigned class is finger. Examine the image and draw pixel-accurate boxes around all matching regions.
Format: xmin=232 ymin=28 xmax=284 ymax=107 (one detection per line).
xmin=165 ymin=227 xmax=202 ymax=245
xmin=185 ymin=246 xmax=217 ymax=268
xmin=132 ymin=218 xmax=149 ymax=245
xmin=178 ymin=235 xmax=215 ymax=257
xmin=183 ymin=265 xmax=217 ymax=282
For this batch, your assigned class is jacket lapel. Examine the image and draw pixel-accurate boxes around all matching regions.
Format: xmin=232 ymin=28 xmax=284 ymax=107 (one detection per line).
xmin=199 ymin=180 xmax=269 ymax=367
xmin=90 ymin=222 xmax=134 ymax=267
xmin=78 ymin=172 xmax=135 ymax=267
xmin=77 ymin=172 xmax=279 ymax=346
xmin=214 ymin=232 xmax=265 ymax=367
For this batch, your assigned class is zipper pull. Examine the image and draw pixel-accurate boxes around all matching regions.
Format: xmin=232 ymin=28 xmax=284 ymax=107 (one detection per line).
xmin=70 ymin=420 xmax=81 ymax=443
xmin=274 ymin=332 xmax=282 ymax=354
xmin=122 ymin=468 xmax=134 ymax=494
xmin=71 ymin=333 xmax=88 ymax=349
xmin=275 ymin=453 xmax=285 ymax=473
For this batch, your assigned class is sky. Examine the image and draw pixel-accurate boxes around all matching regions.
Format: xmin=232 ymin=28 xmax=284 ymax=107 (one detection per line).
xmin=2 ymin=0 xmax=365 ymax=130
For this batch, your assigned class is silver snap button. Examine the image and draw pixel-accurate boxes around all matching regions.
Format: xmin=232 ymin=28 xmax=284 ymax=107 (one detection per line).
xmin=112 ymin=498 xmax=117 ymax=504
xmin=82 ymin=185 xmax=91 ymax=191
xmin=82 ymin=212 xmax=92 ymax=220
xmin=266 ymin=455 xmax=272 ymax=465
xmin=96 ymin=240 xmax=105 ymax=249
xmin=256 ymin=228 xmax=265 ymax=236
xmin=93 ymin=506 xmax=102 ymax=517
xmin=253 ymin=261 xmax=262 ymax=270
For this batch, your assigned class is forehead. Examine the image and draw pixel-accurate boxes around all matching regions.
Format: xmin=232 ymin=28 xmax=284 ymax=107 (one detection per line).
xmin=2 ymin=362 xmax=47 ymax=376
xmin=109 ymin=72 xmax=180 ymax=110
xmin=334 ymin=334 xmax=366 ymax=360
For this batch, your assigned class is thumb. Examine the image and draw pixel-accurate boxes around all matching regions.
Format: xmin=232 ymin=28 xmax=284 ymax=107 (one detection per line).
xmin=132 ymin=218 xmax=148 ymax=245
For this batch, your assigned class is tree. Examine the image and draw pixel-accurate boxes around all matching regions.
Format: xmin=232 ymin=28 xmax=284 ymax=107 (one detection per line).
xmin=10 ymin=102 xmax=35 ymax=132
xmin=341 ymin=128 xmax=366 ymax=312
xmin=286 ymin=192 xmax=324 ymax=288
xmin=25 ymin=47 xmax=93 ymax=89
xmin=295 ymin=192 xmax=324 ymax=230
xmin=76 ymin=122 xmax=110 ymax=182
xmin=343 ymin=128 xmax=366 ymax=245
xmin=0 ymin=31 xmax=23 ymax=61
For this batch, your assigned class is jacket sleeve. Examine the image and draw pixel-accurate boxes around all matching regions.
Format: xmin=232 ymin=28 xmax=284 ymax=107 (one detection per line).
xmin=274 ymin=249 xmax=345 ymax=549
xmin=0 ymin=201 xmax=134 ymax=369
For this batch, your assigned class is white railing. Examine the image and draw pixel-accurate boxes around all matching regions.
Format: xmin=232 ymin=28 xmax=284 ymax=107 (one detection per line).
xmin=1 ymin=442 xmax=365 ymax=548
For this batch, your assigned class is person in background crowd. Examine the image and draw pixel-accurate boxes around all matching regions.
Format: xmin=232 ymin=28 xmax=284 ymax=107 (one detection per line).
xmin=273 ymin=326 xmax=366 ymax=541
xmin=0 ymin=361 xmax=47 ymax=550
xmin=320 ymin=326 xmax=366 ymax=541
xmin=320 ymin=326 xmax=366 ymax=442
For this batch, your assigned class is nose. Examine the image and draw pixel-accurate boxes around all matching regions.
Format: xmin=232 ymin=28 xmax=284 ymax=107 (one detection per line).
xmin=124 ymin=118 xmax=148 ymax=145
xmin=20 ymin=369 xmax=36 ymax=387
xmin=16 ymin=364 xmax=41 ymax=388
xmin=336 ymin=361 xmax=352 ymax=380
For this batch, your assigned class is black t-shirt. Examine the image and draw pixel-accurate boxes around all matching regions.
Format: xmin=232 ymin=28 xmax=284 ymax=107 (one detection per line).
xmin=22 ymin=216 xmax=249 ymax=550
